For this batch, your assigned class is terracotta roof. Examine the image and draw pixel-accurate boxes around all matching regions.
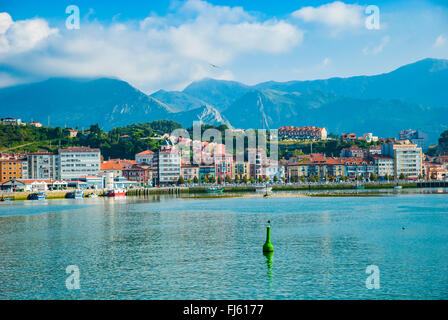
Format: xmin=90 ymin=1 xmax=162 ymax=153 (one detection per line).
xmin=101 ymin=162 xmax=124 ymax=170
xmin=136 ymin=150 xmax=154 ymax=155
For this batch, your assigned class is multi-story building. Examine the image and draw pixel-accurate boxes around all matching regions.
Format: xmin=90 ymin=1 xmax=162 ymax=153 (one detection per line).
xmin=58 ymin=147 xmax=101 ymax=180
xmin=27 ymin=152 xmax=59 ymax=180
xmin=246 ymin=148 xmax=267 ymax=179
xmin=341 ymin=157 xmax=377 ymax=180
xmin=233 ymin=161 xmax=250 ymax=180
xmin=181 ymin=164 xmax=199 ymax=182
xmin=135 ymin=150 xmax=154 ymax=165
xmin=214 ymin=153 xmax=233 ymax=180
xmin=199 ymin=164 xmax=215 ymax=182
xmin=279 ymin=126 xmax=327 ymax=141
xmin=0 ymin=158 xmax=25 ymax=183
xmin=156 ymin=140 xmax=180 ymax=186
xmin=264 ymin=160 xmax=285 ymax=181
xmin=370 ymin=155 xmax=394 ymax=178
xmin=340 ymin=145 xmax=364 ymax=158
xmin=122 ymin=164 xmax=153 ymax=186
xmin=399 ymin=129 xmax=428 ymax=151
xmin=359 ymin=133 xmax=378 ymax=142
xmin=382 ymin=140 xmax=422 ymax=179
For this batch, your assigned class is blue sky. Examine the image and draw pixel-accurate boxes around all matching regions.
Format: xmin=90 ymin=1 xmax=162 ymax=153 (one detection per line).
xmin=1 ymin=0 xmax=447 ymax=93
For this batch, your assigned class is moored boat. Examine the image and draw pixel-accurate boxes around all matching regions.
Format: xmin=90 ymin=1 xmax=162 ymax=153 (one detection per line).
xmin=87 ymin=193 xmax=98 ymax=198
xmin=394 ymin=185 xmax=402 ymax=190
xmin=206 ymin=187 xmax=224 ymax=193
xmin=29 ymin=192 xmax=47 ymax=200
xmin=67 ymin=189 xmax=84 ymax=199
xmin=107 ymin=188 xmax=126 ymax=197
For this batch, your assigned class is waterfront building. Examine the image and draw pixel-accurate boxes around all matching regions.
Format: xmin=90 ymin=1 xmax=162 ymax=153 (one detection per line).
xmin=370 ymin=155 xmax=394 ymax=178
xmin=382 ymin=140 xmax=422 ymax=179
xmin=58 ymin=147 xmax=101 ymax=180
xmin=0 ymin=158 xmax=27 ymax=183
xmin=214 ymin=153 xmax=233 ymax=180
xmin=246 ymin=148 xmax=267 ymax=179
xmin=367 ymin=145 xmax=382 ymax=155
xmin=199 ymin=164 xmax=216 ymax=182
xmin=278 ymin=126 xmax=327 ymax=141
xmin=100 ymin=161 xmax=125 ymax=177
xmin=122 ymin=164 xmax=153 ymax=186
xmin=135 ymin=150 xmax=154 ymax=165
xmin=341 ymin=157 xmax=377 ymax=180
xmin=156 ymin=140 xmax=180 ymax=186
xmin=264 ymin=159 xmax=285 ymax=181
xmin=180 ymin=164 xmax=199 ymax=182
xmin=233 ymin=160 xmax=250 ymax=180
xmin=27 ymin=152 xmax=59 ymax=180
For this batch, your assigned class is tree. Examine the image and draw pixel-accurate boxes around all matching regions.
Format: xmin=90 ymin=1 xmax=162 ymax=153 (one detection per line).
xmin=193 ymin=176 xmax=199 ymax=184
xmin=217 ymin=176 xmax=223 ymax=184
xmin=208 ymin=176 xmax=216 ymax=184
xmin=187 ymin=178 xmax=192 ymax=184
xmin=273 ymin=175 xmax=279 ymax=183
xmin=225 ymin=175 xmax=232 ymax=183
xmin=299 ymin=175 xmax=306 ymax=183
xmin=431 ymin=172 xmax=436 ymax=180
xmin=203 ymin=176 xmax=208 ymax=184
xmin=242 ymin=176 xmax=249 ymax=184
xmin=258 ymin=176 xmax=264 ymax=183
xmin=369 ymin=173 xmax=377 ymax=181
xmin=250 ymin=177 xmax=255 ymax=183
xmin=177 ymin=176 xmax=185 ymax=185
xmin=399 ymin=173 xmax=406 ymax=180
xmin=357 ymin=175 xmax=363 ymax=181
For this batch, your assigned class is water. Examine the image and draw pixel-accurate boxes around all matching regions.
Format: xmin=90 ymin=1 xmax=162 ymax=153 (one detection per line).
xmin=0 ymin=189 xmax=447 ymax=299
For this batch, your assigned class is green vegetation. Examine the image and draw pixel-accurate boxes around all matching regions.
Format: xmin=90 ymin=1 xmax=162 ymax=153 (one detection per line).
xmin=0 ymin=120 xmax=182 ymax=159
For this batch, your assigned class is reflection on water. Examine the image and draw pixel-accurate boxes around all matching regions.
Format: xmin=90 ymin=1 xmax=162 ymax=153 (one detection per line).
xmin=0 ymin=188 xmax=447 ymax=299
xmin=263 ymin=251 xmax=274 ymax=282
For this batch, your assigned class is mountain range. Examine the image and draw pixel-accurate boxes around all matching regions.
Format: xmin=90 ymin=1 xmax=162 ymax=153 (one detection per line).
xmin=0 ymin=58 xmax=447 ymax=142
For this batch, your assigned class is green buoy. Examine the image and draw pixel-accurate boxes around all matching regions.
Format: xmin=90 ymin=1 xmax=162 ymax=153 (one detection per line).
xmin=263 ymin=220 xmax=274 ymax=252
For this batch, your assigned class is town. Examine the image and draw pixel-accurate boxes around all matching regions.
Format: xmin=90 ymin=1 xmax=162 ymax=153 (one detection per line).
xmin=1 ymin=117 xmax=447 ymax=196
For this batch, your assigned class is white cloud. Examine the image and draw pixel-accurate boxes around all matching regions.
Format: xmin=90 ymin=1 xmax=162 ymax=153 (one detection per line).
xmin=292 ymin=1 xmax=364 ymax=28
xmin=362 ymin=36 xmax=390 ymax=55
xmin=0 ymin=0 xmax=303 ymax=92
xmin=0 ymin=12 xmax=58 ymax=55
xmin=434 ymin=34 xmax=446 ymax=48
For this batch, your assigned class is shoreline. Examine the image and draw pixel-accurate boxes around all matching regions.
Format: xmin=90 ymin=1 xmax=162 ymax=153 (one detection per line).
xmin=1 ymin=181 xmax=447 ymax=202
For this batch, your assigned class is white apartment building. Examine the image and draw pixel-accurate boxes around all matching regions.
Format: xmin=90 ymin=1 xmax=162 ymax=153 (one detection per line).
xmin=382 ymin=140 xmax=422 ymax=179
xmin=27 ymin=152 xmax=60 ymax=180
xmin=157 ymin=140 xmax=180 ymax=185
xmin=58 ymin=147 xmax=101 ymax=180
xmin=371 ymin=155 xmax=394 ymax=178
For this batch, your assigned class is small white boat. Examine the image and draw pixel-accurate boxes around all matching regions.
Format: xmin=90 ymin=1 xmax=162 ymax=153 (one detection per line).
xmin=394 ymin=185 xmax=402 ymax=190
xmin=87 ymin=193 xmax=98 ymax=198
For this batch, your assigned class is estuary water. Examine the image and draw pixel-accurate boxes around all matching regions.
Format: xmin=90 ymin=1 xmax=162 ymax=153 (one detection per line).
xmin=0 ymin=189 xmax=447 ymax=299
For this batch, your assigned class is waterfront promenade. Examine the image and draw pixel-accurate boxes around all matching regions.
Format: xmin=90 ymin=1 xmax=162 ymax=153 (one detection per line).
xmin=2 ymin=180 xmax=447 ymax=201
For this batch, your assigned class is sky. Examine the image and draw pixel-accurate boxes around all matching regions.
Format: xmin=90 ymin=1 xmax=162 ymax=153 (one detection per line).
xmin=0 ymin=0 xmax=447 ymax=93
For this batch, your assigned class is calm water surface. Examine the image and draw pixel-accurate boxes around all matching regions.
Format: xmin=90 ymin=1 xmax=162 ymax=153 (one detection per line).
xmin=0 ymin=189 xmax=447 ymax=299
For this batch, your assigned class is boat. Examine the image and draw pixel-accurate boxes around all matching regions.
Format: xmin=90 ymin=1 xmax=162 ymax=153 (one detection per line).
xmin=355 ymin=185 xmax=365 ymax=189
xmin=206 ymin=187 xmax=224 ymax=193
xmin=256 ymin=185 xmax=272 ymax=193
xmin=394 ymin=185 xmax=402 ymax=190
xmin=106 ymin=188 xmax=126 ymax=197
xmin=29 ymin=192 xmax=47 ymax=200
xmin=67 ymin=190 xmax=84 ymax=199
xmin=0 ymin=197 xmax=11 ymax=202
xmin=87 ymin=193 xmax=98 ymax=198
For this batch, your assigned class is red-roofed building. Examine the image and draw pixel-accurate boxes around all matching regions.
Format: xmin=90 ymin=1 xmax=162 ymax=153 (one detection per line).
xmin=279 ymin=126 xmax=327 ymax=141
xmin=135 ymin=150 xmax=154 ymax=165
